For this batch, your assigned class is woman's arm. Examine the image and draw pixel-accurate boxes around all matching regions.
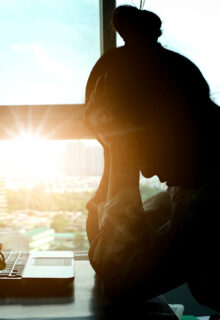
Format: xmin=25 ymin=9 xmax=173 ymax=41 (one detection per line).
xmin=107 ymin=143 xmax=141 ymax=201
xmin=86 ymin=147 xmax=110 ymax=244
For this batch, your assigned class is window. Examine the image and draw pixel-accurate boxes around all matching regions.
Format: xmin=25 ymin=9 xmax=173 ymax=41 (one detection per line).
xmin=0 ymin=0 xmax=105 ymax=252
xmin=1 ymin=0 xmax=219 ymax=252
xmin=0 ymin=138 xmax=103 ymax=252
xmin=0 ymin=0 xmax=122 ymax=253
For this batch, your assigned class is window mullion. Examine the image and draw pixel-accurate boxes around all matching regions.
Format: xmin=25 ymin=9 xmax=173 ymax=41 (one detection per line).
xmin=99 ymin=0 xmax=116 ymax=54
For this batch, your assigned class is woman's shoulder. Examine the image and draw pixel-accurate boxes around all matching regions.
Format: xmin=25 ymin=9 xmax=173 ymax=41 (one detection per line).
xmin=160 ymin=46 xmax=208 ymax=84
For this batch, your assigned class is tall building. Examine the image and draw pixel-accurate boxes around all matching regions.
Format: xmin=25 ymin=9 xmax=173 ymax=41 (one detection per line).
xmin=65 ymin=141 xmax=85 ymax=176
xmin=65 ymin=141 xmax=103 ymax=176
xmin=23 ymin=227 xmax=55 ymax=251
xmin=85 ymin=144 xmax=103 ymax=176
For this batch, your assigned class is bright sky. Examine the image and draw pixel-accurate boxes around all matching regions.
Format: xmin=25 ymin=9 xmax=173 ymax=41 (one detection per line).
xmin=0 ymin=0 xmax=99 ymax=105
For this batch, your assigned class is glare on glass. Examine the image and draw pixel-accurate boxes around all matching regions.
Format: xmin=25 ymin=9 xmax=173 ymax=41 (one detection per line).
xmin=0 ymin=139 xmax=103 ymax=252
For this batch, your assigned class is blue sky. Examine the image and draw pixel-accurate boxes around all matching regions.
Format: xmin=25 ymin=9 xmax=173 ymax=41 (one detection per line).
xmin=0 ymin=0 xmax=219 ymax=105
xmin=0 ymin=0 xmax=100 ymax=105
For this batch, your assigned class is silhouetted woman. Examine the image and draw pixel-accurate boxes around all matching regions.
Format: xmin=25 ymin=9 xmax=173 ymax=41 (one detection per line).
xmin=84 ymin=5 xmax=220 ymax=311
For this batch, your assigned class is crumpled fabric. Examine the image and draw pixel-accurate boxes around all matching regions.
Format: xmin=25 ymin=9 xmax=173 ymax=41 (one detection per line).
xmin=87 ymin=179 xmax=220 ymax=309
xmin=87 ymin=188 xmax=174 ymax=301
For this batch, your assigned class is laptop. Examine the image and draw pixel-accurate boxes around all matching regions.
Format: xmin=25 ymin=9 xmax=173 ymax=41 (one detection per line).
xmin=0 ymin=250 xmax=74 ymax=296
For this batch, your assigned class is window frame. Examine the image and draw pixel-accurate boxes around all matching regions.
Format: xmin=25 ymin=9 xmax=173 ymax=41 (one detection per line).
xmin=0 ymin=0 xmax=116 ymax=140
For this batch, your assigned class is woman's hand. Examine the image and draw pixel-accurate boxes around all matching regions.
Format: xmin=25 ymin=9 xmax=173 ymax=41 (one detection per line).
xmin=84 ymin=70 xmax=139 ymax=149
xmin=83 ymin=72 xmax=111 ymax=147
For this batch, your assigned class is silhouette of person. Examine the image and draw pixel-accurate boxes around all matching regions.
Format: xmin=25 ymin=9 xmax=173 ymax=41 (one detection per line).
xmin=84 ymin=5 xmax=220 ymax=311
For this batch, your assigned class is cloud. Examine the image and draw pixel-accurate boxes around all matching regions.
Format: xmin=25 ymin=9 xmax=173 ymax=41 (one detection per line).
xmin=11 ymin=43 xmax=72 ymax=79
xmin=11 ymin=44 xmax=24 ymax=53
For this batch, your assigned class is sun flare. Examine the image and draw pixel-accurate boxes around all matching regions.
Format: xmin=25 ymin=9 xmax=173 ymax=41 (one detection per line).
xmin=4 ymin=133 xmax=59 ymax=181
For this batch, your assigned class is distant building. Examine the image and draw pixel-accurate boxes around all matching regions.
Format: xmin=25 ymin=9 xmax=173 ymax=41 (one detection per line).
xmin=85 ymin=144 xmax=103 ymax=176
xmin=52 ymin=232 xmax=75 ymax=250
xmin=65 ymin=141 xmax=103 ymax=176
xmin=65 ymin=141 xmax=85 ymax=176
xmin=23 ymin=227 xmax=55 ymax=251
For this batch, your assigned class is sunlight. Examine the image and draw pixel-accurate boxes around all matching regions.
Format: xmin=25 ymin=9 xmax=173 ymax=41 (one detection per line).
xmin=6 ymin=133 xmax=58 ymax=181
xmin=14 ymin=133 xmax=44 ymax=145
xmin=0 ymin=132 xmax=103 ymax=184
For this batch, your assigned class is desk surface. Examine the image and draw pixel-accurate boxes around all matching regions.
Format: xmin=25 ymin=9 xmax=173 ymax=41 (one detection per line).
xmin=0 ymin=260 xmax=177 ymax=319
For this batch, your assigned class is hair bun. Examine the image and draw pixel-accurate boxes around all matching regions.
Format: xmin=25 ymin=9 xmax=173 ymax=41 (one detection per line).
xmin=112 ymin=5 xmax=162 ymax=42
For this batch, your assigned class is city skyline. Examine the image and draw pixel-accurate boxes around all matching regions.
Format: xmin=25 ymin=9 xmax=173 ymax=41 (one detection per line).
xmin=0 ymin=140 xmax=104 ymax=186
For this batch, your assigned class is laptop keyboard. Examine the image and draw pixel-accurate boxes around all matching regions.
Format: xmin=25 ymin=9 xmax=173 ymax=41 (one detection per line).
xmin=0 ymin=252 xmax=29 ymax=278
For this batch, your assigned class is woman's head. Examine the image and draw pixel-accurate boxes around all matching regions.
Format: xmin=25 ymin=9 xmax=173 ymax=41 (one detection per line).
xmin=112 ymin=5 xmax=162 ymax=43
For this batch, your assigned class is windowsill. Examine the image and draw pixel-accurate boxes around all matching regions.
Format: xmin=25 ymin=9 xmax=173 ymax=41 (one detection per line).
xmin=74 ymin=251 xmax=89 ymax=260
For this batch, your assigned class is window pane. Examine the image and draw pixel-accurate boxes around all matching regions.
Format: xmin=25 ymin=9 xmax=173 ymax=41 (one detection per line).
xmin=0 ymin=139 xmax=103 ymax=252
xmin=0 ymin=138 xmax=166 ymax=252
xmin=0 ymin=0 xmax=100 ymax=105
xmin=117 ymin=0 xmax=220 ymax=105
